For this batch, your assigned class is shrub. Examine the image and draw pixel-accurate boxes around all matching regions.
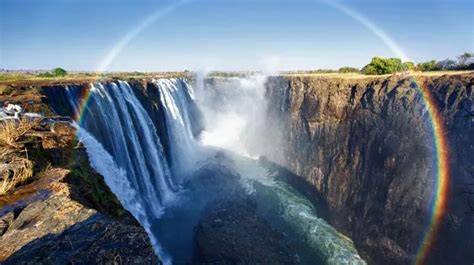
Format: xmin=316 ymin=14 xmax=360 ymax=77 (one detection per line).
xmin=338 ymin=67 xmax=360 ymax=73
xmin=438 ymin=59 xmax=457 ymax=70
xmin=362 ymin=57 xmax=405 ymax=75
xmin=417 ymin=60 xmax=441 ymax=71
xmin=0 ymin=86 xmax=13 ymax=95
xmin=309 ymin=69 xmax=336 ymax=74
xmin=458 ymin=52 xmax=473 ymax=68
xmin=52 ymin=68 xmax=67 ymax=77
xmin=38 ymin=72 xmax=54 ymax=78
xmin=402 ymin=61 xmax=415 ymax=71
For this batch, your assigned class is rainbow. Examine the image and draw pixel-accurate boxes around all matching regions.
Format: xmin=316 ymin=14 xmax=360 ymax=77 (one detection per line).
xmin=73 ymin=78 xmax=451 ymax=265
xmin=411 ymin=77 xmax=450 ymax=265
xmin=70 ymin=1 xmax=451 ymax=264
xmin=73 ymin=83 xmax=96 ymax=124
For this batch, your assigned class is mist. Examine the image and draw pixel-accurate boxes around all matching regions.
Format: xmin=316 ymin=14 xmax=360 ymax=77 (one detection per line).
xmin=193 ymin=73 xmax=286 ymax=163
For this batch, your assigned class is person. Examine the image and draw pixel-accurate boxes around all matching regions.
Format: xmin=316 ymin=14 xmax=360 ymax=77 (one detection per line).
xmin=1 ymin=101 xmax=22 ymax=119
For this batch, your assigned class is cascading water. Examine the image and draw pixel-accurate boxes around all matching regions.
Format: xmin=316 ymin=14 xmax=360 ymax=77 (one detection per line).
xmin=43 ymin=80 xmax=200 ymax=262
xmin=196 ymin=75 xmax=286 ymax=163
xmin=153 ymin=78 xmax=200 ymax=178
xmin=194 ymin=76 xmax=366 ymax=265
xmin=77 ymin=81 xmax=176 ymax=213
xmin=44 ymin=77 xmax=366 ymax=265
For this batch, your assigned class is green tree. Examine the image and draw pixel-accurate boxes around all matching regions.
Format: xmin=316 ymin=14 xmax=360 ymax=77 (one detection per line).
xmin=51 ymin=68 xmax=67 ymax=77
xmin=362 ymin=57 xmax=405 ymax=75
xmin=38 ymin=72 xmax=53 ymax=78
xmin=338 ymin=67 xmax=360 ymax=73
xmin=458 ymin=52 xmax=473 ymax=67
xmin=438 ymin=59 xmax=457 ymax=70
xmin=417 ymin=60 xmax=441 ymax=72
xmin=402 ymin=61 xmax=415 ymax=71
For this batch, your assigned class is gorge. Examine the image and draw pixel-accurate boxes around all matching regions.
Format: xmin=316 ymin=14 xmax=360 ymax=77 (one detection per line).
xmin=0 ymin=72 xmax=472 ymax=265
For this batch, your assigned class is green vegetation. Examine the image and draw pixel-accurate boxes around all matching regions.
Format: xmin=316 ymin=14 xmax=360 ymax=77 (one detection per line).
xmin=417 ymin=60 xmax=441 ymax=72
xmin=207 ymin=71 xmax=256 ymax=78
xmin=38 ymin=67 xmax=67 ymax=77
xmin=0 ymin=53 xmax=472 ymax=81
xmin=361 ymin=57 xmax=414 ymax=75
xmin=0 ymin=86 xmax=13 ymax=95
xmin=284 ymin=52 xmax=472 ymax=76
xmin=0 ymin=71 xmax=190 ymax=84
xmin=68 ymin=163 xmax=125 ymax=217
xmin=360 ymin=52 xmax=473 ymax=75
xmin=338 ymin=67 xmax=360 ymax=73
xmin=402 ymin=61 xmax=416 ymax=71
xmin=52 ymin=67 xmax=67 ymax=76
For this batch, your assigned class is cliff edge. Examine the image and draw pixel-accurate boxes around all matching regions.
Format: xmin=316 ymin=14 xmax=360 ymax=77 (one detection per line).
xmin=266 ymin=72 xmax=473 ymax=264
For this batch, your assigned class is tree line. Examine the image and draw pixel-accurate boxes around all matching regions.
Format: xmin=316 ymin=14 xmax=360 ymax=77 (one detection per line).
xmin=359 ymin=52 xmax=473 ymax=75
xmin=37 ymin=67 xmax=68 ymax=77
xmin=288 ymin=52 xmax=473 ymax=75
xmin=39 ymin=53 xmax=473 ymax=78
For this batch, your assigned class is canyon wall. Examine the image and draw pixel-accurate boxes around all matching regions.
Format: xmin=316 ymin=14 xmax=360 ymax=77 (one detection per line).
xmin=266 ymin=73 xmax=474 ymax=265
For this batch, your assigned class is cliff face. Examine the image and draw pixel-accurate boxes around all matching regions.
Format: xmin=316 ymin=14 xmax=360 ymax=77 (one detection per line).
xmin=266 ymin=73 xmax=474 ymax=264
xmin=0 ymin=86 xmax=158 ymax=264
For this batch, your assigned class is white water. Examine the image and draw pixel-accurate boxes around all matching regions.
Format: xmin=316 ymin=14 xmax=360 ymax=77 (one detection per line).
xmin=59 ymin=79 xmax=201 ymax=264
xmin=230 ymin=156 xmax=366 ymax=265
xmin=100 ymin=81 xmax=174 ymax=207
xmin=194 ymin=75 xmax=365 ymax=264
xmin=74 ymin=124 xmax=172 ymax=265
xmin=57 ymin=78 xmax=366 ymax=265
xmin=154 ymin=78 xmax=200 ymax=178
xmin=195 ymin=75 xmax=270 ymax=157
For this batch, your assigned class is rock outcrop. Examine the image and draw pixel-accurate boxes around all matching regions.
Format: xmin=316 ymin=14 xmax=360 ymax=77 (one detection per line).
xmin=196 ymin=198 xmax=299 ymax=265
xmin=0 ymin=119 xmax=157 ymax=264
xmin=265 ymin=73 xmax=474 ymax=265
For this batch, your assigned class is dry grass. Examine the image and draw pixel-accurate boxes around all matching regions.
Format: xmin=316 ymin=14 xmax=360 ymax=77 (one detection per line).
xmin=0 ymin=118 xmax=39 ymax=149
xmin=0 ymin=150 xmax=33 ymax=195
xmin=0 ymin=71 xmax=190 ymax=86
xmin=281 ymin=70 xmax=474 ymax=79
xmin=0 ymin=119 xmax=38 ymax=195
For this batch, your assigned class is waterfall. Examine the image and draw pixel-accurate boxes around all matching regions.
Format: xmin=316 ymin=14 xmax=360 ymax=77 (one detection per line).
xmin=153 ymin=78 xmax=199 ymax=178
xmin=45 ymin=81 xmax=184 ymax=220
xmin=44 ymin=80 xmax=198 ymax=263
xmin=195 ymin=75 xmax=285 ymax=162
xmin=43 ymin=77 xmax=366 ymax=265
xmin=43 ymin=79 xmax=201 ymax=264
xmin=81 ymin=81 xmax=177 ymax=214
xmin=73 ymin=125 xmax=171 ymax=265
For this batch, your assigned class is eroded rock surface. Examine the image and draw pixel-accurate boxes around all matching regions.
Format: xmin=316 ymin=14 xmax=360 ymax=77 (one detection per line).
xmin=196 ymin=199 xmax=299 ymax=265
xmin=265 ymin=73 xmax=474 ymax=264
xmin=0 ymin=121 xmax=157 ymax=264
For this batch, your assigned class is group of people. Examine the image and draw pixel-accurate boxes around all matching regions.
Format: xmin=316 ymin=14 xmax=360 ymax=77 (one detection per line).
xmin=0 ymin=101 xmax=23 ymax=120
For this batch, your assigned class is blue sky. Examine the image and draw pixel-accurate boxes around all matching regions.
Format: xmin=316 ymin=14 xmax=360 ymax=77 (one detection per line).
xmin=1 ymin=0 xmax=473 ymax=71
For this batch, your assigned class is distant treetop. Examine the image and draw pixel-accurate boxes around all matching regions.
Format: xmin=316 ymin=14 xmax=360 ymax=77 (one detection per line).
xmin=52 ymin=68 xmax=67 ymax=77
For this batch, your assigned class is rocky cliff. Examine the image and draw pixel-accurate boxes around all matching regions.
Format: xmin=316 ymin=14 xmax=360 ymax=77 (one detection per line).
xmin=266 ymin=73 xmax=474 ymax=265
xmin=1 ymin=73 xmax=472 ymax=265
xmin=0 ymin=86 xmax=158 ymax=264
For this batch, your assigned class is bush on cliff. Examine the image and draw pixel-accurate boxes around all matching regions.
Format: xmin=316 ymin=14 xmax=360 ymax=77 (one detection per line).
xmin=417 ymin=60 xmax=441 ymax=71
xmin=52 ymin=68 xmax=67 ymax=76
xmin=37 ymin=67 xmax=68 ymax=78
xmin=338 ymin=67 xmax=360 ymax=73
xmin=417 ymin=53 xmax=473 ymax=71
xmin=362 ymin=57 xmax=408 ymax=75
xmin=361 ymin=52 xmax=473 ymax=75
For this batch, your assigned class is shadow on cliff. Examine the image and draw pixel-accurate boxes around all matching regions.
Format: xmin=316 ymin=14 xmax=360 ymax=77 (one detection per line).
xmin=2 ymin=213 xmax=158 ymax=265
